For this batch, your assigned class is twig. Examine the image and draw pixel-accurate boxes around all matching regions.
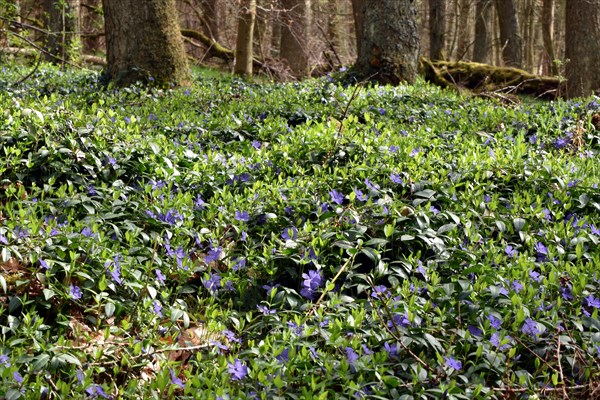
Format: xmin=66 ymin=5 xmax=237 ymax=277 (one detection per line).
xmin=13 ymin=50 xmax=41 ymax=86
xmin=556 ymin=335 xmax=568 ymax=399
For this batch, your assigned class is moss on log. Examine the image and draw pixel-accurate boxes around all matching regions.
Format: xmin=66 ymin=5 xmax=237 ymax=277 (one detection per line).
xmin=420 ymin=58 xmax=563 ymax=99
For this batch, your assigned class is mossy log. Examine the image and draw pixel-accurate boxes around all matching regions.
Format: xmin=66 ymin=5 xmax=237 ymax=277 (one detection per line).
xmin=1 ymin=46 xmax=106 ymax=66
xmin=420 ymin=58 xmax=563 ymax=100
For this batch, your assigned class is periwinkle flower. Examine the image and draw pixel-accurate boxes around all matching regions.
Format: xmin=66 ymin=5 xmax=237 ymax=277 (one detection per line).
xmin=81 ymin=227 xmax=95 ymax=238
xmin=169 ymin=368 xmax=184 ymax=388
xmin=354 ymin=188 xmax=367 ymax=202
xmin=529 ymin=270 xmax=542 ymax=282
xmin=153 ymin=300 xmax=163 ymax=317
xmin=468 ymin=325 xmax=483 ymax=337
xmin=223 ymin=329 xmax=241 ymax=343
xmin=232 ymin=258 xmax=246 ymax=271
xmin=204 ymin=245 xmax=222 ymax=263
xmin=365 ymin=178 xmax=380 ymax=192
xmin=522 ymin=318 xmax=540 ymax=338
xmin=346 ymin=347 xmax=359 ymax=366
xmin=227 ymin=359 xmax=248 ymax=381
xmin=389 ymin=145 xmax=399 ymax=153
xmin=281 ymin=226 xmax=298 ymax=241
xmin=505 ymin=245 xmax=517 ymax=258
xmin=257 ymin=305 xmax=276 ymax=315
xmin=276 ymin=348 xmax=289 ymax=364
xmin=300 ymin=270 xmax=323 ymax=299
xmin=203 ymin=273 xmax=221 ymax=293
xmin=512 ymin=280 xmax=524 ymax=293
xmin=85 ymin=384 xmax=109 ymax=399
xmin=40 ymin=259 xmax=50 ymax=270
xmin=69 ymin=285 xmax=82 ymax=300
xmin=585 ymin=294 xmax=600 ymax=309
xmin=390 ymin=173 xmax=403 ymax=184
xmin=0 ymin=234 xmax=7 ymax=244
xmin=371 ymin=285 xmax=390 ymax=299
xmin=383 ymin=342 xmax=398 ymax=357
xmin=444 ymin=356 xmax=462 ymax=371
xmin=194 ymin=195 xmax=206 ymax=210
xmin=409 ymin=148 xmax=420 ymax=157
xmin=554 ymin=137 xmax=569 ymax=149
xmin=155 ymin=269 xmax=166 ymax=284
xmin=329 ymin=189 xmax=344 ymax=205
xmin=387 ymin=313 xmax=410 ymax=329
xmin=14 ymin=371 xmax=23 ymax=383
xmin=234 ymin=210 xmax=250 ymax=222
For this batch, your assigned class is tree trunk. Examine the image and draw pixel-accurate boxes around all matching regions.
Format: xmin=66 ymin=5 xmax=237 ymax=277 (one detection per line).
xmin=327 ymin=0 xmax=344 ymax=61
xmin=234 ymin=0 xmax=256 ymax=76
xmin=565 ymin=0 xmax=600 ymax=98
xmin=428 ymin=0 xmax=446 ymax=60
xmin=81 ymin=0 xmax=103 ymax=55
xmin=456 ymin=0 xmax=471 ymax=60
xmin=494 ymin=0 xmax=522 ymax=67
xmin=270 ymin=0 xmax=282 ymax=58
xmin=541 ymin=0 xmax=557 ymax=75
xmin=354 ymin=0 xmax=420 ymax=84
xmin=350 ymin=0 xmax=363 ymax=58
xmin=473 ymin=0 xmax=491 ymax=63
xmin=43 ymin=0 xmax=81 ymax=64
xmin=280 ymin=0 xmax=309 ymax=77
xmin=201 ymin=0 xmax=222 ymax=41
xmin=102 ymin=0 xmax=189 ymax=86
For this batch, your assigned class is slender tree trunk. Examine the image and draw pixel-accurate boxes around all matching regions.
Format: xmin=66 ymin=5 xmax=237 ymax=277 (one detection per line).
xmin=280 ymin=0 xmax=309 ymax=77
xmin=202 ymin=0 xmax=222 ymax=41
xmin=234 ymin=0 xmax=256 ymax=76
xmin=565 ymin=0 xmax=600 ymax=98
xmin=102 ymin=0 xmax=189 ymax=86
xmin=456 ymin=0 xmax=471 ymax=60
xmin=541 ymin=0 xmax=557 ymax=75
xmin=428 ymin=0 xmax=446 ymax=60
xmin=521 ymin=0 xmax=536 ymax=72
xmin=351 ymin=0 xmax=363 ymax=58
xmin=494 ymin=0 xmax=522 ymax=67
xmin=354 ymin=0 xmax=420 ymax=84
xmin=473 ymin=0 xmax=491 ymax=63
xmin=44 ymin=0 xmax=81 ymax=64
xmin=81 ymin=0 xmax=103 ymax=55
xmin=270 ymin=0 xmax=282 ymax=58
xmin=327 ymin=0 xmax=344 ymax=61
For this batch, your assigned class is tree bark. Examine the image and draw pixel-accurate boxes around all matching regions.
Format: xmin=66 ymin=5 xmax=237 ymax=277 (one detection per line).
xmin=494 ymin=0 xmax=522 ymax=67
xmin=280 ymin=0 xmax=309 ymax=77
xmin=354 ymin=0 xmax=420 ymax=84
xmin=565 ymin=0 xmax=600 ymax=98
xmin=102 ymin=0 xmax=189 ymax=86
xmin=456 ymin=0 xmax=471 ymax=60
xmin=234 ymin=0 xmax=256 ymax=76
xmin=428 ymin=0 xmax=446 ymax=60
xmin=541 ymin=0 xmax=557 ymax=75
xmin=473 ymin=0 xmax=491 ymax=63
xmin=201 ymin=0 xmax=222 ymax=41
xmin=43 ymin=0 xmax=81 ymax=64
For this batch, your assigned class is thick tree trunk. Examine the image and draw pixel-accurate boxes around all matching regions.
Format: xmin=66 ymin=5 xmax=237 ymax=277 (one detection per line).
xmin=541 ymin=0 xmax=557 ymax=75
xmin=354 ymin=0 xmax=420 ymax=84
xmin=43 ymin=0 xmax=81 ymax=64
xmin=280 ymin=0 xmax=309 ymax=77
xmin=102 ymin=0 xmax=189 ymax=86
xmin=473 ymin=0 xmax=491 ymax=63
xmin=565 ymin=0 xmax=600 ymax=98
xmin=428 ymin=0 xmax=446 ymax=60
xmin=494 ymin=0 xmax=522 ymax=67
xmin=234 ymin=0 xmax=256 ymax=76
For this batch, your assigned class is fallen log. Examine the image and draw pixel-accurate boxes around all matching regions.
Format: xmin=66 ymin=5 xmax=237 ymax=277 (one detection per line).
xmin=1 ymin=46 xmax=106 ymax=66
xmin=420 ymin=58 xmax=563 ymax=100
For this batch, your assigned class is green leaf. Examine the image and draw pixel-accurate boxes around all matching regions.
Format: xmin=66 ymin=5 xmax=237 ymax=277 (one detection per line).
xmin=513 ymin=218 xmax=526 ymax=232
xmin=32 ymin=353 xmax=50 ymax=371
xmin=105 ymin=302 xmax=115 ymax=318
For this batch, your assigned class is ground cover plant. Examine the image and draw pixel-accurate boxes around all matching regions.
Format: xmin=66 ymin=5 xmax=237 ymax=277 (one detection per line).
xmin=1 ymin=63 xmax=600 ymax=399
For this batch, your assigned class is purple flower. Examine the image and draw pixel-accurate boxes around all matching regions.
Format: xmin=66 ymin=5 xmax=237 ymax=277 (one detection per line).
xmin=105 ymin=255 xmax=123 ymax=285
xmin=0 ymin=234 xmax=7 ymax=244
xmin=107 ymin=157 xmax=117 ymax=167
xmin=329 ymin=189 xmax=344 ymax=205
xmin=365 ymin=178 xmax=380 ymax=192
xmin=371 ymin=285 xmax=390 ymax=299
xmin=287 ymin=321 xmax=304 ymax=335
xmin=40 ymin=259 xmax=50 ymax=270
xmin=488 ymin=315 xmax=502 ymax=329
xmin=257 ymin=305 xmax=276 ymax=315
xmin=444 ymin=356 xmax=462 ymax=371
xmin=223 ymin=329 xmax=241 ymax=343
xmin=390 ymin=173 xmax=403 ymax=184
xmin=169 ymin=368 xmax=184 ymax=388
xmin=389 ymin=145 xmax=399 ymax=153
xmin=522 ymin=318 xmax=540 ymax=338
xmin=155 ymin=269 xmax=166 ymax=284
xmin=300 ymin=270 xmax=323 ymax=299
xmin=346 ymin=347 xmax=359 ymax=366
xmin=85 ymin=384 xmax=109 ymax=399
xmin=227 ymin=359 xmax=248 ymax=381
xmin=232 ymin=258 xmax=247 ymax=271
xmin=234 ymin=210 xmax=250 ymax=222
xmin=153 ymin=300 xmax=163 ymax=317
xmin=505 ymin=245 xmax=517 ymax=258
xmin=512 ymin=280 xmax=524 ymax=293
xmin=241 ymin=231 xmax=248 ymax=241
xmin=409 ymin=148 xmax=419 ymax=157
xmin=490 ymin=332 xmax=512 ymax=351
xmin=590 ymin=225 xmax=600 ymax=236
xmin=468 ymin=325 xmax=483 ymax=337
xmin=430 ymin=205 xmax=440 ymax=215
xmin=14 ymin=371 xmax=23 ymax=383
xmin=204 ymin=245 xmax=222 ymax=263
xmin=203 ymin=273 xmax=221 ymax=293
xmin=585 ymin=294 xmax=600 ymax=309
xmin=554 ymin=137 xmax=569 ymax=149
xmin=561 ymin=285 xmax=574 ymax=301
xmin=383 ymin=341 xmax=398 ymax=357
xmin=0 ymin=355 xmax=10 ymax=367
xmin=69 ymin=285 xmax=82 ymax=300
xmin=354 ymin=188 xmax=367 ymax=202
xmin=484 ymin=194 xmax=492 ymax=203
xmin=388 ymin=313 xmax=410 ymax=329
xmin=529 ymin=270 xmax=542 ymax=282
xmin=281 ymin=226 xmax=298 ymax=241
xmin=81 ymin=227 xmax=95 ymax=238
xmin=319 ymin=202 xmax=329 ymax=213
xmin=276 ymin=348 xmax=289 ymax=364
xmin=194 ymin=195 xmax=206 ymax=210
